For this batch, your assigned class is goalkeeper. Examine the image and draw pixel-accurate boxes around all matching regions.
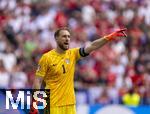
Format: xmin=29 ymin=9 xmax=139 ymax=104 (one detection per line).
xmin=30 ymin=27 xmax=127 ymax=114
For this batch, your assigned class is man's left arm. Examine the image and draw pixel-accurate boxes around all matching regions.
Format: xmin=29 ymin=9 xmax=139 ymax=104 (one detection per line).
xmin=84 ymin=28 xmax=127 ymax=54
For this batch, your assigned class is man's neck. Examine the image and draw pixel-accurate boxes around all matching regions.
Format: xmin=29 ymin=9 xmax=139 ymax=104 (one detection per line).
xmin=55 ymin=46 xmax=66 ymax=54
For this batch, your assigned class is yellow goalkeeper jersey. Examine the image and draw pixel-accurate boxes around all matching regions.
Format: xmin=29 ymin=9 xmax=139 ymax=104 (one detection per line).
xmin=36 ymin=48 xmax=81 ymax=107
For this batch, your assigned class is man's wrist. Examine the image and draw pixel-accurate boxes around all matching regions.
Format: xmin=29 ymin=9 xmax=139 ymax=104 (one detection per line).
xmin=104 ymin=35 xmax=114 ymax=41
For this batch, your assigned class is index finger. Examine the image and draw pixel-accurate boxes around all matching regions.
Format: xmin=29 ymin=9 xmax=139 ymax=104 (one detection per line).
xmin=122 ymin=31 xmax=127 ymax=37
xmin=117 ymin=28 xmax=127 ymax=32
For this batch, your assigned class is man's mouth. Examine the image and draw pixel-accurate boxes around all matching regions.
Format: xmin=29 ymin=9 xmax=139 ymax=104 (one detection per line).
xmin=64 ymin=42 xmax=69 ymax=45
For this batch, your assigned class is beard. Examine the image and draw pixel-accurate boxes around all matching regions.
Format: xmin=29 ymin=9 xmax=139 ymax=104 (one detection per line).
xmin=58 ymin=42 xmax=69 ymax=51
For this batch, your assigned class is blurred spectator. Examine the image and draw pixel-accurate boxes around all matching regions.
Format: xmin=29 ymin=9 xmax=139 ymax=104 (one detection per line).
xmin=10 ymin=64 xmax=28 ymax=89
xmin=122 ymin=88 xmax=141 ymax=106
xmin=109 ymin=58 xmax=125 ymax=89
xmin=95 ymin=88 xmax=112 ymax=105
xmin=0 ymin=59 xmax=10 ymax=89
xmin=142 ymin=89 xmax=150 ymax=105
xmin=1 ymin=46 xmax=17 ymax=72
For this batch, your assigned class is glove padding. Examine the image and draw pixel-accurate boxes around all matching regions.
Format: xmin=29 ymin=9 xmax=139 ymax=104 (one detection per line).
xmin=29 ymin=106 xmax=39 ymax=114
xmin=105 ymin=28 xmax=127 ymax=41
xmin=29 ymin=99 xmax=39 ymax=114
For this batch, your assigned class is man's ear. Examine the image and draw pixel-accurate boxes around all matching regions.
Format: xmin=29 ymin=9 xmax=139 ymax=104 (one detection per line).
xmin=55 ymin=37 xmax=58 ymax=41
xmin=54 ymin=37 xmax=58 ymax=40
xmin=55 ymin=37 xmax=60 ymax=44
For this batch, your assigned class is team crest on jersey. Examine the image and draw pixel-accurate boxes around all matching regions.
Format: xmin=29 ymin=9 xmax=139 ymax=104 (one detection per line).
xmin=65 ymin=59 xmax=70 ymax=64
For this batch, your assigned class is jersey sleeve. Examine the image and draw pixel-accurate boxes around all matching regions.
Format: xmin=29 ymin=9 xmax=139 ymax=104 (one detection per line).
xmin=70 ymin=48 xmax=81 ymax=61
xmin=71 ymin=47 xmax=89 ymax=61
xmin=36 ymin=54 xmax=49 ymax=78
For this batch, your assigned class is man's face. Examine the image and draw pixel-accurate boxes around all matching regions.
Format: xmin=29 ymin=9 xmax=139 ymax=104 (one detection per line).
xmin=56 ymin=30 xmax=71 ymax=50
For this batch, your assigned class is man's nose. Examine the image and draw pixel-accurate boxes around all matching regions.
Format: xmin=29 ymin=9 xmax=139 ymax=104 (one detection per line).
xmin=66 ymin=37 xmax=70 ymax=41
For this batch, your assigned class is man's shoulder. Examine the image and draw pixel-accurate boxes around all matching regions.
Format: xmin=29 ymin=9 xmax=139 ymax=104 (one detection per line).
xmin=43 ymin=49 xmax=55 ymax=56
xmin=39 ymin=49 xmax=55 ymax=61
xmin=68 ymin=47 xmax=80 ymax=52
xmin=66 ymin=48 xmax=79 ymax=55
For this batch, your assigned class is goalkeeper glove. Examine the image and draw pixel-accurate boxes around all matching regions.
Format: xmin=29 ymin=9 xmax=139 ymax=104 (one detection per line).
xmin=29 ymin=98 xmax=39 ymax=114
xmin=105 ymin=28 xmax=127 ymax=41
xmin=29 ymin=106 xmax=39 ymax=114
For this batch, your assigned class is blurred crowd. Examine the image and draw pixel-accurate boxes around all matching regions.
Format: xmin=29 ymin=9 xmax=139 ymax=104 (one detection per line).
xmin=0 ymin=0 xmax=150 ymax=106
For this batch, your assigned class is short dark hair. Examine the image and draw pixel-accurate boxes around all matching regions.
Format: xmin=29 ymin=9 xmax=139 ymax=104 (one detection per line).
xmin=54 ymin=27 xmax=71 ymax=38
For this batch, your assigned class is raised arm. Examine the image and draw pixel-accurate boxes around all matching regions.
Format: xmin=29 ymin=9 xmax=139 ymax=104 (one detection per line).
xmin=84 ymin=28 xmax=127 ymax=54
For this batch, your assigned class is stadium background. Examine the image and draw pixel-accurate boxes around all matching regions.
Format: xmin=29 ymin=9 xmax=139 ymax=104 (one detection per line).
xmin=0 ymin=0 xmax=149 ymax=114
